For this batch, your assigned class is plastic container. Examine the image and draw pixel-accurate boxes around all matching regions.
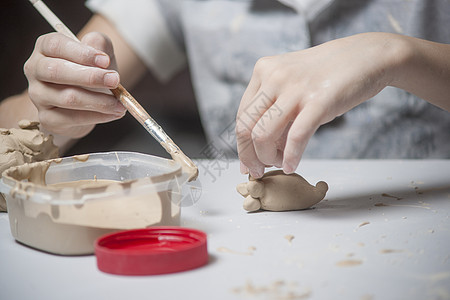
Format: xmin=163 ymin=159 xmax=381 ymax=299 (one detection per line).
xmin=0 ymin=152 xmax=188 ymax=255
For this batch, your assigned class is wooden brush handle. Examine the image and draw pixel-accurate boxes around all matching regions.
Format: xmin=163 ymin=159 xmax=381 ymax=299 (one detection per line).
xmin=111 ymin=84 xmax=150 ymax=125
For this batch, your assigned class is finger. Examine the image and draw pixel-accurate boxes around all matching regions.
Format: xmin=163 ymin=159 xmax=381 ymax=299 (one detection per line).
xmin=236 ymin=75 xmax=264 ymax=176
xmin=236 ymin=89 xmax=276 ymax=178
xmin=35 ymin=57 xmax=119 ymax=89
xmin=236 ymin=57 xmax=278 ymax=177
xmin=81 ymin=32 xmax=115 ymax=66
xmin=39 ymin=107 xmax=125 ymax=136
xmin=236 ymin=126 xmax=265 ymax=178
xmin=240 ymin=161 xmax=249 ymax=174
xmin=252 ymin=94 xmax=294 ymax=166
xmin=282 ymin=104 xmax=325 ymax=174
xmin=236 ymin=55 xmax=275 ymax=117
xmin=236 ymin=73 xmax=261 ymax=117
xmin=38 ymin=32 xmax=110 ymax=68
xmin=273 ymin=123 xmax=291 ymax=167
xmin=31 ymin=82 xmax=126 ymax=114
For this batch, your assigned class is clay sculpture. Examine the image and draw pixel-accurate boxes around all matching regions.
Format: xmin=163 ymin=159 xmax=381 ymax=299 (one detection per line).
xmin=236 ymin=170 xmax=328 ymax=212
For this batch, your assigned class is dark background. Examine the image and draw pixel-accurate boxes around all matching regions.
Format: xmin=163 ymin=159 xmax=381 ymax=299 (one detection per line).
xmin=0 ymin=0 xmax=206 ymax=158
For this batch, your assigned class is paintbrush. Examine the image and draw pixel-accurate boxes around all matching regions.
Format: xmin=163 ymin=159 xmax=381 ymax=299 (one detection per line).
xmin=28 ymin=0 xmax=198 ymax=181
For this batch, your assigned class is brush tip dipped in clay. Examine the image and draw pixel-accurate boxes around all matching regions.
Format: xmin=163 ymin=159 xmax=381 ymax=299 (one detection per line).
xmin=171 ymin=150 xmax=198 ymax=182
xmin=236 ymin=170 xmax=328 ymax=212
xmin=165 ymin=141 xmax=198 ymax=182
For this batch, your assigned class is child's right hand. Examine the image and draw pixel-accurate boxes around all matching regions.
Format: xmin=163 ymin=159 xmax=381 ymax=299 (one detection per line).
xmin=24 ymin=31 xmax=126 ymax=138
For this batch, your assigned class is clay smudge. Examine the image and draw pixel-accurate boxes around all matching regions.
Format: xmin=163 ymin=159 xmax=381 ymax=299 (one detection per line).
xmin=336 ymin=259 xmax=363 ymax=267
xmin=381 ymin=193 xmax=403 ymax=200
xmin=391 ymin=204 xmax=430 ymax=210
xmin=73 ymin=154 xmax=89 ymax=162
xmin=285 ymin=234 xmax=295 ymax=244
xmin=380 ymin=249 xmax=404 ymax=254
xmin=387 ymin=13 xmax=404 ymax=34
xmin=231 ymin=280 xmax=311 ymax=299
xmin=374 ymin=202 xmax=430 ymax=210
xmin=358 ymin=221 xmax=370 ymax=228
xmin=217 ymin=246 xmax=256 ymax=256
xmin=427 ymin=272 xmax=450 ymax=282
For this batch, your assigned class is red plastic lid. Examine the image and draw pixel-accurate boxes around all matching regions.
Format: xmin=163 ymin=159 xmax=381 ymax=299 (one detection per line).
xmin=95 ymin=226 xmax=208 ymax=275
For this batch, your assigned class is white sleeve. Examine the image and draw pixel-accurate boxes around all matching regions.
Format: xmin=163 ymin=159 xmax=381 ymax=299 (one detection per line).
xmin=86 ymin=0 xmax=187 ymax=82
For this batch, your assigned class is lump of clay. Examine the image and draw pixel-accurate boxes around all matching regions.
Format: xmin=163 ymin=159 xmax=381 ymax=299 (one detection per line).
xmin=236 ymin=170 xmax=328 ymax=212
xmin=0 ymin=120 xmax=59 ymax=211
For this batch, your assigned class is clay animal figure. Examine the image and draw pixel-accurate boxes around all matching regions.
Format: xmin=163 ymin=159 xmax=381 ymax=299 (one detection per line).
xmin=236 ymin=170 xmax=328 ymax=212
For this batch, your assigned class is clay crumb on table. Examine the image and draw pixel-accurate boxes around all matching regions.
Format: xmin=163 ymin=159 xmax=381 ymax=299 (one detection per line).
xmin=285 ymin=234 xmax=295 ymax=244
xmin=217 ymin=246 xmax=256 ymax=256
xmin=336 ymin=259 xmax=363 ymax=267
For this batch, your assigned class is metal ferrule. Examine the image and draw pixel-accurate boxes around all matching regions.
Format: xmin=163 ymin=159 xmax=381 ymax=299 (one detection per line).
xmin=144 ymin=119 xmax=169 ymax=144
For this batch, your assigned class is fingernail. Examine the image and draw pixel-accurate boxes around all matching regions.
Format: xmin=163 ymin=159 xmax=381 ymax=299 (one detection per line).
xmin=251 ymin=166 xmax=264 ymax=179
xmin=104 ymin=72 xmax=119 ymax=88
xmin=282 ymin=162 xmax=294 ymax=174
xmin=95 ymin=54 xmax=110 ymax=68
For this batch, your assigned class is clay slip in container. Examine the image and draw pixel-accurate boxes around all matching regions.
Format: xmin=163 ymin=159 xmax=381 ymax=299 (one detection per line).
xmin=0 ymin=152 xmax=188 ymax=255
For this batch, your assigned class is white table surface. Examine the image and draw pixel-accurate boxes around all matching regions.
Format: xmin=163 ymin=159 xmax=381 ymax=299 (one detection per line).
xmin=1 ymin=160 xmax=449 ymax=300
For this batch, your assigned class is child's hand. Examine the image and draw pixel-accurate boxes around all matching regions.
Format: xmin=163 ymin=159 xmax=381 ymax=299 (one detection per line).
xmin=24 ymin=32 xmax=126 ymax=138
